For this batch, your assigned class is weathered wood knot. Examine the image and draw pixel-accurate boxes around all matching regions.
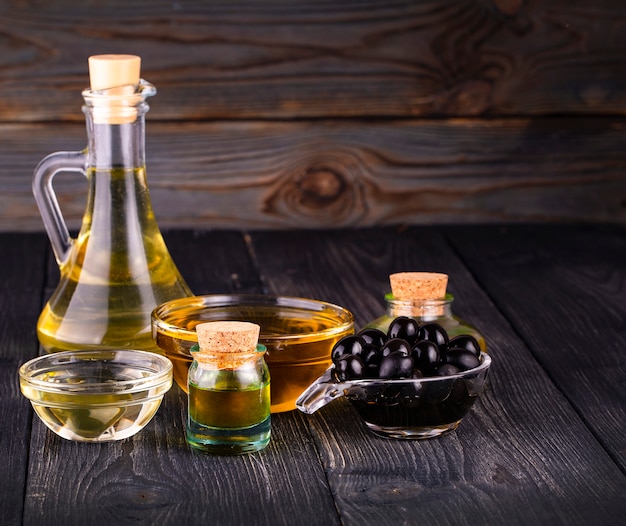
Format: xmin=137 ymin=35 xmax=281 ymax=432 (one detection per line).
xmin=443 ymin=80 xmax=492 ymax=116
xmin=264 ymin=155 xmax=368 ymax=226
xmin=492 ymin=0 xmax=524 ymax=16
xmin=297 ymin=167 xmax=344 ymax=208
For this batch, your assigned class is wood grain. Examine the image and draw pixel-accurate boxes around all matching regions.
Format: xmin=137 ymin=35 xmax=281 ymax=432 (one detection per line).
xmin=0 ymin=1 xmax=625 ymax=121
xmin=25 ymin=230 xmax=341 ymax=526
xmin=445 ymin=224 xmax=626 ymax=471
xmin=5 ymin=226 xmax=626 ymax=524
xmin=248 ymin=227 xmax=626 ymax=525
xmin=2 ymin=1 xmax=625 ymax=228
xmin=24 ymin=394 xmax=340 ymax=525
xmin=0 ymin=233 xmax=49 ymax=526
xmin=2 ymin=118 xmax=625 ymax=232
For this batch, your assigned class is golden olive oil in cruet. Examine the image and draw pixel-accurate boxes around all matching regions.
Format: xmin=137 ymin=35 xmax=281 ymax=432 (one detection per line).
xmin=33 ymin=55 xmax=192 ymax=353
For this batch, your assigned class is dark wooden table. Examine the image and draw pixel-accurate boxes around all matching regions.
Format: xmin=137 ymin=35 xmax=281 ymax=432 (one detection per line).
xmin=2 ymin=224 xmax=625 ymax=525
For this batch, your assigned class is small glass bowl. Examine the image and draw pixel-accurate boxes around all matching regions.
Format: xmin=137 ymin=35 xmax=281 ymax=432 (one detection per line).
xmin=19 ymin=349 xmax=173 ymax=442
xmin=151 ymin=294 xmax=355 ymax=413
xmin=297 ymin=352 xmax=491 ymax=439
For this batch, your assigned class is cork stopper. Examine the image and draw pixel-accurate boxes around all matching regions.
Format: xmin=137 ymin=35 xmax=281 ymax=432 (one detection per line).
xmin=389 ymin=272 xmax=448 ymax=301
xmin=88 ymin=54 xmax=141 ymax=92
xmin=87 ymin=54 xmax=143 ymax=124
xmin=194 ymin=321 xmax=261 ymax=369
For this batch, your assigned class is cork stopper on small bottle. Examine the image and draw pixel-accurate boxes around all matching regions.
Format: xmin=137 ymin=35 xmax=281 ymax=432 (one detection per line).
xmin=389 ymin=272 xmax=448 ymax=301
xmin=195 ymin=321 xmax=261 ymax=368
xmin=87 ymin=54 xmax=142 ymax=124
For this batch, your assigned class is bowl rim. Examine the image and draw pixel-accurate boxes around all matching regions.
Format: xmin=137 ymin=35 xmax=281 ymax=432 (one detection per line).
xmin=151 ymin=293 xmax=355 ymax=343
xmin=336 ymin=351 xmax=491 ymax=386
xmin=18 ymin=349 xmax=173 ymax=396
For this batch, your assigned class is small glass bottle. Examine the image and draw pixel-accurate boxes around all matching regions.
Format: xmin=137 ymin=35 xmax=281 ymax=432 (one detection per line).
xmin=363 ymin=272 xmax=486 ymax=351
xmin=186 ymin=321 xmax=271 ymax=455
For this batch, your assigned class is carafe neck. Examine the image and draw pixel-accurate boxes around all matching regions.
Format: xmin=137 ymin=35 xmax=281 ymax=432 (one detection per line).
xmin=84 ymin=112 xmax=146 ymax=169
xmin=77 ymin=81 xmax=157 ymax=238
xmin=81 ymin=80 xmax=155 ymax=169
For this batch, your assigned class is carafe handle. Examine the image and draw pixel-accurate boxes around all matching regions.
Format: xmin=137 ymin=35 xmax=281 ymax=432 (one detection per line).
xmin=32 ymin=150 xmax=87 ymax=266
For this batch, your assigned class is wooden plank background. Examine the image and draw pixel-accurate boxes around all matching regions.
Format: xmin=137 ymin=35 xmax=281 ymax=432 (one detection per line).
xmin=1 ymin=0 xmax=625 ymax=230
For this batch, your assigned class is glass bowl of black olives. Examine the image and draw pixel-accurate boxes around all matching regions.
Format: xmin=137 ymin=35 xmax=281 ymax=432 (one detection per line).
xmin=296 ymin=316 xmax=491 ymax=439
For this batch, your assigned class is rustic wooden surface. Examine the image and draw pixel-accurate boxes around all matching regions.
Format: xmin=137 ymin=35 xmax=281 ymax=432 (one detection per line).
xmin=2 ymin=224 xmax=625 ymax=525
xmin=1 ymin=0 xmax=625 ymax=230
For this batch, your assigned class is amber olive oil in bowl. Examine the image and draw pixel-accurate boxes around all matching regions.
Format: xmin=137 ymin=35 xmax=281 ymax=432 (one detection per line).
xmin=151 ymin=295 xmax=355 ymax=413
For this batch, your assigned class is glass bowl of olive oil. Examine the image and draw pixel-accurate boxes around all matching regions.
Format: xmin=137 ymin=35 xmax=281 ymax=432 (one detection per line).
xmin=151 ymin=294 xmax=355 ymax=413
xmin=19 ymin=349 xmax=173 ymax=442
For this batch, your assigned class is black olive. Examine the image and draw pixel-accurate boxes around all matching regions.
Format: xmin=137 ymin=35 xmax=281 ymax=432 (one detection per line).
xmin=362 ymin=344 xmax=382 ymax=366
xmin=331 ymin=335 xmax=366 ymax=364
xmin=386 ymin=316 xmax=419 ymax=345
xmin=335 ymin=354 xmax=365 ymax=381
xmin=448 ymin=334 xmax=481 ymax=357
xmin=411 ymin=367 xmax=424 ymax=379
xmin=365 ymin=363 xmax=380 ymax=378
xmin=379 ymin=351 xmax=414 ymax=379
xmin=417 ymin=322 xmax=449 ymax=350
xmin=411 ymin=340 xmax=440 ymax=374
xmin=443 ymin=348 xmax=481 ymax=371
xmin=380 ymin=338 xmax=411 ymax=358
xmin=396 ymin=356 xmax=415 ymax=378
xmin=362 ymin=345 xmax=382 ymax=378
xmin=435 ymin=363 xmax=460 ymax=376
xmin=358 ymin=328 xmax=387 ymax=348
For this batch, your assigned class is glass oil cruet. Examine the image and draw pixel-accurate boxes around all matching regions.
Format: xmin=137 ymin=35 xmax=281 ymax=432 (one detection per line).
xmin=363 ymin=272 xmax=486 ymax=351
xmin=33 ymin=54 xmax=192 ymax=354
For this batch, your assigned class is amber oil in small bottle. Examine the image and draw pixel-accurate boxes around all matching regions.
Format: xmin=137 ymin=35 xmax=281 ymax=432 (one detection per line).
xmin=186 ymin=321 xmax=271 ymax=454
